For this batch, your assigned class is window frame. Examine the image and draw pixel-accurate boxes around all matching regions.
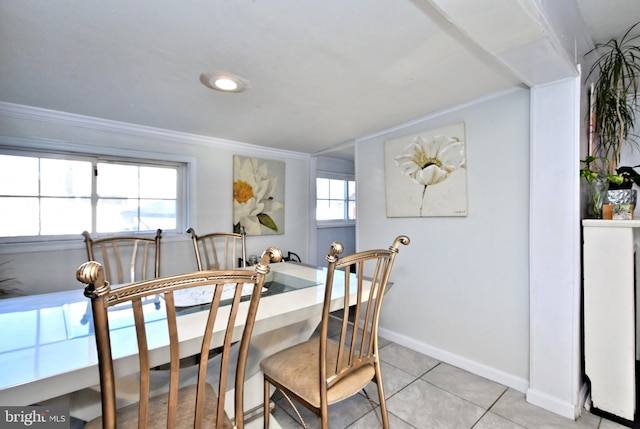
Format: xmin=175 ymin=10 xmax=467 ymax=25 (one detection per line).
xmin=0 ymin=138 xmax=193 ymax=246
xmin=315 ymin=171 xmax=356 ymax=228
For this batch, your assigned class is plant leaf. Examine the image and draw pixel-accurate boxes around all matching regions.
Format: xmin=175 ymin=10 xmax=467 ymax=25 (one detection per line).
xmin=257 ymin=213 xmax=278 ymax=232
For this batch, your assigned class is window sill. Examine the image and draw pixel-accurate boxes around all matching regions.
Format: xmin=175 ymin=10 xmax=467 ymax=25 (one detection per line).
xmin=317 ymin=221 xmax=355 ymax=229
xmin=0 ymin=231 xmax=187 ymax=254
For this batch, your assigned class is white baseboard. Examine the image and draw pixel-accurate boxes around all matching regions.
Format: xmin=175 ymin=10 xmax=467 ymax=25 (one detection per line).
xmin=378 ymin=327 xmax=529 ymax=393
xmin=526 ymin=387 xmax=583 ymax=420
xmin=378 ymin=327 xmax=589 ymax=421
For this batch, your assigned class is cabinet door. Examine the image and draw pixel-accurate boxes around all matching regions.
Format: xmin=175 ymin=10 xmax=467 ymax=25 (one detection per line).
xmin=583 ymin=222 xmax=636 ymax=420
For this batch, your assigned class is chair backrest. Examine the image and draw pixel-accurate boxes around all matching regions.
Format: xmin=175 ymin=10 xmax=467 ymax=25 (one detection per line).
xmin=187 ymin=227 xmax=247 ymax=271
xmin=77 ymin=247 xmax=282 ymax=429
xmin=82 ymin=230 xmax=162 ymax=284
xmin=319 ymin=236 xmax=409 ymax=393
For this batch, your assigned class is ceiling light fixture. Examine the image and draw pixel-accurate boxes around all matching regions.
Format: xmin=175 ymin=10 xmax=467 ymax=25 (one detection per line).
xmin=200 ymin=72 xmax=249 ymax=93
xmin=214 ymin=78 xmax=238 ymax=91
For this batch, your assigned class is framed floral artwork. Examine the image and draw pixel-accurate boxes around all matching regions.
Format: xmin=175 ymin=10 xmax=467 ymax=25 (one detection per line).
xmin=384 ymin=122 xmax=467 ymax=217
xmin=233 ymin=156 xmax=285 ymax=235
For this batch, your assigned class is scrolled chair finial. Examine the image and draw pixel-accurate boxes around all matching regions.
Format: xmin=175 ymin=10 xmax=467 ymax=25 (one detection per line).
xmin=390 ymin=235 xmax=410 ymax=253
xmin=326 ymin=241 xmax=344 ymax=263
xmin=77 ymin=261 xmax=110 ymax=298
xmin=256 ymin=247 xmax=283 ymax=274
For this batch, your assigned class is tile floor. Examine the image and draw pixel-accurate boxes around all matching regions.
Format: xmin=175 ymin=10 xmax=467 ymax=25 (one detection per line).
xmin=268 ymin=337 xmax=630 ymax=429
xmin=69 ymin=312 xmax=632 ymax=429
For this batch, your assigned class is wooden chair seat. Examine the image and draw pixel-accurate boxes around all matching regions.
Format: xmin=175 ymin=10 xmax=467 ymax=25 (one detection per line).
xmin=260 ymin=337 xmax=375 ymax=408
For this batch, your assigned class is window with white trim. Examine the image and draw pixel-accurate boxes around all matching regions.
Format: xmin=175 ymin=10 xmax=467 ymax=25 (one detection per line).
xmin=316 ymin=175 xmax=356 ymax=222
xmin=0 ymin=150 xmax=185 ymax=239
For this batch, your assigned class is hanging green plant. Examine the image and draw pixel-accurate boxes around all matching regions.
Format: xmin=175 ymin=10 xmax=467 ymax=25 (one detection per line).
xmin=585 ymin=21 xmax=640 ymax=178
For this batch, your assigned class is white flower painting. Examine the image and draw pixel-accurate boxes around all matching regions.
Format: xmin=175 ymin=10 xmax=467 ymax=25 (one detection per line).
xmin=384 ymin=122 xmax=467 ymax=217
xmin=233 ymin=156 xmax=285 ymax=235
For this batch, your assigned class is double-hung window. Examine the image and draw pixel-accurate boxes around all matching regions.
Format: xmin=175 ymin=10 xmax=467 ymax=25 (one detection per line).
xmin=316 ymin=174 xmax=356 ymax=224
xmin=0 ymin=149 xmax=185 ymax=240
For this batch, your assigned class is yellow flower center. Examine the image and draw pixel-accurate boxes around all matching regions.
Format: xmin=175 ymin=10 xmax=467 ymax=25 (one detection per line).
xmin=416 ymin=149 xmax=442 ymax=170
xmin=233 ymin=180 xmax=254 ymax=203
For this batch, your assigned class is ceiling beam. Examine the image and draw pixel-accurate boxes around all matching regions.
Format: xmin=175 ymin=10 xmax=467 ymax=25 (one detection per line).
xmin=420 ymin=0 xmax=593 ymax=86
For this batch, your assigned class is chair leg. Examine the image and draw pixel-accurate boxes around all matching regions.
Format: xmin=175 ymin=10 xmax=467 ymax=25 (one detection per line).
xmin=319 ymin=400 xmax=330 ymax=429
xmin=263 ymin=378 xmax=270 ymax=429
xmin=320 ymin=414 xmax=329 ymax=429
xmin=375 ymin=373 xmax=390 ymax=429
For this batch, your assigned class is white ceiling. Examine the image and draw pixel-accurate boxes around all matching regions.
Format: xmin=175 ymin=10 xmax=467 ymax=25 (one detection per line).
xmin=0 ymin=1 xmax=638 ymax=161
xmin=576 ymin=0 xmax=640 ymax=44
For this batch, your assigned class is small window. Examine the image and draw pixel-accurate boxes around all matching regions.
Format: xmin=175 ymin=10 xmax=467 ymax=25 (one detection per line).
xmin=0 ymin=151 xmax=185 ymax=239
xmin=316 ymin=176 xmax=356 ymax=222
xmin=96 ymin=162 xmax=178 ymax=233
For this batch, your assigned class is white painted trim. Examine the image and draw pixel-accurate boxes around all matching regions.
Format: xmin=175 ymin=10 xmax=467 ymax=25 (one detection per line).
xmin=316 ymin=221 xmax=355 ymax=229
xmin=0 ymin=134 xmax=198 ymax=249
xmin=0 ymin=101 xmax=310 ymax=161
xmin=527 ymin=75 xmax=583 ymax=421
xmin=570 ymin=67 xmax=585 ymax=418
xmin=378 ymin=327 xmax=529 ymax=393
xmin=313 ymin=140 xmax=354 ymax=157
xmin=526 ymin=388 xmax=580 ymax=420
xmin=308 ymin=156 xmax=318 ymax=265
xmin=0 ymin=135 xmax=195 ymax=164
xmin=0 ymin=232 xmax=188 ymax=255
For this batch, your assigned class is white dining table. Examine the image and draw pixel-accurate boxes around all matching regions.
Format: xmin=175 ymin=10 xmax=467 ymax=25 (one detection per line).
xmin=0 ymin=262 xmax=369 ymax=428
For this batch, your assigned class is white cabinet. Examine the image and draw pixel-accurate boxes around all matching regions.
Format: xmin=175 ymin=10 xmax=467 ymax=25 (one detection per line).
xmin=582 ymin=219 xmax=638 ymax=421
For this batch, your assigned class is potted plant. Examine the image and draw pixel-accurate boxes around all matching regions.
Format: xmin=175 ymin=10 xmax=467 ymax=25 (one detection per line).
xmin=586 ymin=22 xmax=640 ymax=176
xmin=585 ymin=21 xmax=640 ymax=186
xmin=613 ymin=165 xmax=640 ymax=188
xmin=580 ymin=155 xmax=616 ymax=218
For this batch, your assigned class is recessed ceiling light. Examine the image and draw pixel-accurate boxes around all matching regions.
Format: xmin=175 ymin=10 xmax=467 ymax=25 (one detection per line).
xmin=200 ymin=72 xmax=248 ymax=93
xmin=214 ymin=78 xmax=238 ymax=91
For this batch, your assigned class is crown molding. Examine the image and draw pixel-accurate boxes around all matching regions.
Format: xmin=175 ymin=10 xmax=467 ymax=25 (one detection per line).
xmin=0 ymin=101 xmax=310 ymax=161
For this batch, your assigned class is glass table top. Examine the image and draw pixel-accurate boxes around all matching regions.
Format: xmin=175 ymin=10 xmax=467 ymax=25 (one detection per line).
xmin=0 ymin=263 xmax=370 ymax=401
xmin=0 ymin=270 xmax=323 ymax=355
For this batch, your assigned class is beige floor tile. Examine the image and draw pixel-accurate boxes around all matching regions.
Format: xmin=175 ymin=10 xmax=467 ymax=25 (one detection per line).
xmin=347 ymin=409 xmax=416 ymax=428
xmin=491 ymin=389 xmax=601 ymax=429
xmin=474 ymin=412 xmax=527 ymax=429
xmin=379 ymin=342 xmax=439 ymax=377
xmin=421 ymin=362 xmax=508 ymax=409
xmin=386 ymin=379 xmax=485 ymax=428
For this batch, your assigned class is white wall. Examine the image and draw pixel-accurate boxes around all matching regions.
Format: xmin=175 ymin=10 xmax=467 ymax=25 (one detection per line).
xmin=316 ymin=225 xmax=355 ymax=265
xmin=0 ymin=104 xmax=312 ymax=295
xmin=355 ymin=88 xmax=531 ymax=390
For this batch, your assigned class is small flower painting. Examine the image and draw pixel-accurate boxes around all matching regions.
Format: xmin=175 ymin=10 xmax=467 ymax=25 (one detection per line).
xmin=233 ymin=156 xmax=285 ymax=235
xmin=384 ymin=122 xmax=467 ymax=217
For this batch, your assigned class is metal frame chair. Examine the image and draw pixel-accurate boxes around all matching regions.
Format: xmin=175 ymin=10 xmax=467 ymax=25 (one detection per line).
xmin=260 ymin=236 xmax=410 ymax=429
xmin=187 ymin=227 xmax=247 ymax=271
xmin=82 ymin=229 xmax=162 ymax=284
xmin=81 ymin=230 xmax=163 ymax=324
xmin=77 ymin=247 xmax=282 ymax=429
